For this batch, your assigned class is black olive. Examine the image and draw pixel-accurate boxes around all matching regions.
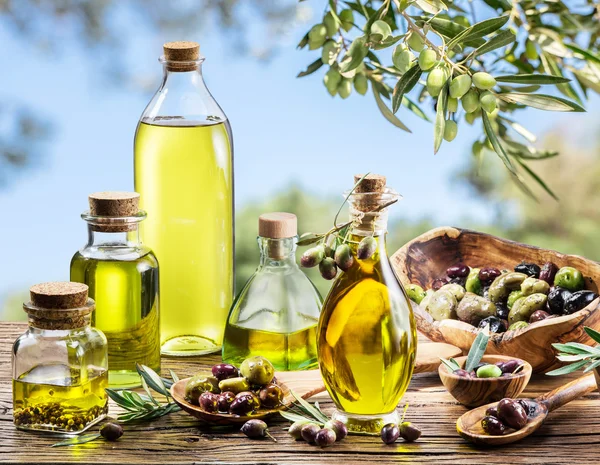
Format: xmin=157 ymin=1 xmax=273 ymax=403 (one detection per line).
xmin=399 ymin=422 xmax=421 ymax=442
xmin=529 ymin=310 xmax=551 ymax=323
xmin=547 ymin=286 xmax=572 ymax=315
xmin=481 ymin=415 xmax=507 ymax=435
xmin=381 ymin=423 xmax=400 ymax=444
xmin=432 ymin=278 xmax=449 ymax=290
xmin=478 ymin=316 xmax=507 ymax=333
xmin=514 ymin=262 xmax=541 ymax=278
xmin=449 ymin=276 xmax=467 ymax=287
xmin=241 ymin=419 xmax=275 ymax=441
xmin=479 ymin=267 xmax=502 ymax=284
xmin=100 ymin=422 xmax=124 ymax=441
xmin=564 ymin=290 xmax=598 ymax=314
xmin=497 ymin=398 xmax=528 ymax=430
xmin=315 ymin=428 xmax=336 ymax=447
xmin=539 ymin=262 xmax=559 ymax=285
xmin=485 ymin=406 xmax=499 ymax=418
xmin=447 ymin=264 xmax=470 ymax=278
xmin=495 ymin=302 xmax=509 ymax=320
xmin=517 ymin=399 xmax=539 ymax=417
xmin=497 ymin=359 xmax=522 ymax=374
xmin=212 ymin=363 xmax=239 ymax=381
xmin=453 ymin=369 xmax=471 ymax=377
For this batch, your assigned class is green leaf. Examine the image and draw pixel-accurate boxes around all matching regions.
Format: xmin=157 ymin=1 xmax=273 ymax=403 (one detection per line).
xmin=296 ymin=233 xmax=323 ymax=246
xmin=291 ymin=390 xmax=329 ymax=423
xmin=585 ymin=326 xmax=600 ymax=345
xmin=51 ymin=433 xmax=102 ymax=448
xmin=470 ymin=29 xmax=515 ymax=58
xmin=495 ymin=74 xmax=570 ymax=85
xmin=122 ymin=390 xmax=148 ymax=408
xmin=415 ymin=0 xmax=447 ymax=14
xmin=515 ymin=159 xmax=559 ymax=200
xmin=137 ymin=364 xmax=170 ymax=397
xmin=565 ymin=43 xmax=600 ymax=65
xmin=279 ymin=410 xmax=314 ymax=424
xmin=583 ymin=359 xmax=600 ymax=373
xmin=433 ymin=84 xmax=448 ymax=154
xmin=297 ymin=32 xmax=310 ymax=50
xmin=169 ymin=370 xmax=180 ymax=383
xmin=374 ymin=87 xmax=412 ymax=132
xmin=141 ymin=377 xmax=160 ymax=406
xmin=403 ymin=95 xmax=431 ymax=122
xmin=465 ymin=325 xmax=490 ymax=372
xmin=497 ymin=93 xmax=585 ymax=112
xmin=553 ymin=342 xmax=600 ymax=354
xmin=372 ymin=34 xmax=405 ymax=50
xmin=340 ymin=36 xmax=369 ymax=73
xmin=482 ymin=0 xmax=511 ymax=11
xmin=105 ymin=389 xmax=139 ymax=411
xmin=499 ymin=116 xmax=536 ymax=142
xmin=392 ymin=65 xmax=422 ymax=114
xmin=546 ymin=360 xmax=589 ymax=376
xmin=482 ymin=111 xmax=515 ymax=175
xmin=446 ymin=15 xmax=509 ymax=50
xmin=440 ymin=357 xmax=461 ymax=372
xmin=297 ymin=59 xmax=324 ymax=78
xmin=540 ymin=52 xmax=582 ymax=104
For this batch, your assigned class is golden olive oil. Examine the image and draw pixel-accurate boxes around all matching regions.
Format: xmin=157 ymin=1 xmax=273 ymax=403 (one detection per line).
xmin=318 ymin=234 xmax=416 ymax=419
xmin=70 ymin=252 xmax=160 ymax=387
xmin=134 ymin=119 xmax=233 ymax=355
xmin=223 ymin=324 xmax=318 ymax=371
xmin=13 ymin=364 xmax=108 ymax=433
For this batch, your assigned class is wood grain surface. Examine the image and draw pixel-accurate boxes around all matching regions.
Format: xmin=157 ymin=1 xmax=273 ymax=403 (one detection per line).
xmin=0 ymin=322 xmax=599 ymax=464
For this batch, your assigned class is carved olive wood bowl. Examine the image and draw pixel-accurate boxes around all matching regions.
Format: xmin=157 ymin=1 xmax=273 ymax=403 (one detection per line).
xmin=438 ymin=355 xmax=532 ymax=407
xmin=391 ymin=226 xmax=600 ymax=374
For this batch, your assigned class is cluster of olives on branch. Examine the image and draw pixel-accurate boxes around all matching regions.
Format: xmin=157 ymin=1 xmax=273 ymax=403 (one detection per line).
xmin=380 ymin=421 xmax=421 ymax=444
xmin=452 ymin=359 xmax=523 ymax=380
xmin=300 ymin=235 xmax=378 ymax=280
xmin=481 ymin=398 xmax=538 ymax=436
xmin=407 ymin=260 xmax=597 ymax=333
xmin=184 ymin=356 xmax=283 ymax=416
xmin=288 ymin=419 xmax=348 ymax=448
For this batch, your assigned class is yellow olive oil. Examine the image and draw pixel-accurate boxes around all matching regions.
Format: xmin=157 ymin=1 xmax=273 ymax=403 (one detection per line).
xmin=13 ymin=364 xmax=108 ymax=433
xmin=318 ymin=234 xmax=416 ymax=424
xmin=223 ymin=324 xmax=318 ymax=371
xmin=134 ymin=119 xmax=234 ymax=355
xmin=70 ymin=252 xmax=160 ymax=387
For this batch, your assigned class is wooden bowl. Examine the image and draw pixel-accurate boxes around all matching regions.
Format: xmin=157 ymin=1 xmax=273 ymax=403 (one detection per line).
xmin=438 ymin=355 xmax=532 ymax=407
xmin=391 ymin=226 xmax=600 ymax=374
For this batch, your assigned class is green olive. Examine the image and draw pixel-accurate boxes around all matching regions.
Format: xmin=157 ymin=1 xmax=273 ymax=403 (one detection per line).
xmin=508 ymin=293 xmax=548 ymax=324
xmin=321 ymin=40 xmax=340 ymax=65
xmin=338 ymin=78 xmax=352 ymax=99
xmin=426 ymin=289 xmax=457 ymax=321
xmin=308 ymin=24 xmax=327 ymax=50
xmin=406 ymin=284 xmax=427 ymax=304
xmin=456 ymin=293 xmax=497 ymax=326
xmin=554 ymin=267 xmax=585 ymax=291
xmin=407 ymin=32 xmax=425 ymax=52
xmin=427 ymin=68 xmax=446 ymax=97
xmin=465 ymin=268 xmax=482 ymax=295
xmin=507 ymin=290 xmax=524 ymax=309
xmin=476 ymin=364 xmax=502 ymax=378
xmin=488 ymin=272 xmax=528 ymax=303
xmin=447 ymin=97 xmax=458 ymax=113
xmin=324 ymin=68 xmax=341 ymax=96
xmin=185 ymin=375 xmax=220 ymax=404
xmin=525 ymin=39 xmax=538 ymax=60
xmin=420 ymin=289 xmax=435 ymax=309
xmin=339 ymin=9 xmax=354 ymax=32
xmin=218 ymin=376 xmax=250 ymax=394
xmin=520 ymin=277 xmax=550 ymax=296
xmin=479 ymin=91 xmax=497 ymax=113
xmin=370 ymin=20 xmax=392 ymax=42
xmin=449 ymin=75 xmax=472 ymax=99
xmin=240 ymin=356 xmax=275 ymax=385
xmin=323 ymin=12 xmax=339 ymax=37
xmin=472 ymin=72 xmax=497 ymax=90
xmin=461 ymin=89 xmax=481 ymax=113
xmin=439 ymin=283 xmax=465 ymax=301
xmin=394 ymin=49 xmax=415 ymax=73
xmin=418 ymin=49 xmax=437 ymax=71
xmin=443 ymin=120 xmax=458 ymax=142
xmin=509 ymin=321 xmax=529 ymax=331
xmin=354 ymin=74 xmax=368 ymax=95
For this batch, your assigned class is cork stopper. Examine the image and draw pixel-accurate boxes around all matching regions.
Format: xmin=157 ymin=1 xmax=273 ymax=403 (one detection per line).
xmin=163 ymin=41 xmax=200 ymax=72
xmin=354 ymin=174 xmax=386 ymax=193
xmin=259 ymin=213 xmax=298 ymax=239
xmin=25 ymin=282 xmax=95 ymax=330
xmin=88 ymin=191 xmax=140 ymax=232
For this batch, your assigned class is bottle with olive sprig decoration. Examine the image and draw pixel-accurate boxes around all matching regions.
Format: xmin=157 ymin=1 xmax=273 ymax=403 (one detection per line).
xmin=301 ymin=174 xmax=417 ymax=433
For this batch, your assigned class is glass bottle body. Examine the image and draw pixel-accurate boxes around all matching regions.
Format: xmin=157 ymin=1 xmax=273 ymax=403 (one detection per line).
xmin=223 ymin=237 xmax=322 ymax=371
xmin=317 ymin=194 xmax=416 ymax=432
xmin=70 ymin=215 xmax=160 ymax=388
xmin=134 ymin=56 xmax=233 ymax=356
xmin=12 ymin=317 xmax=108 ymax=434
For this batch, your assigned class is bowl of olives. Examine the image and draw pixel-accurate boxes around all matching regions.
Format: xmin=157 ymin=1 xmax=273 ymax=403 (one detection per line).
xmin=171 ymin=356 xmax=294 ymax=425
xmin=438 ymin=355 xmax=532 ymax=407
xmin=392 ymin=226 xmax=600 ymax=373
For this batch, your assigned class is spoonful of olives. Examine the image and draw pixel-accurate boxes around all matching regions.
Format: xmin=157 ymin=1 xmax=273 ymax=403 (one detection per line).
xmin=457 ymin=372 xmax=597 ymax=446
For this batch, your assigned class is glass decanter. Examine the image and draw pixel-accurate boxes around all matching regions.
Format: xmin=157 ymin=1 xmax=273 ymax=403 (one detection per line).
xmin=134 ymin=41 xmax=234 ymax=356
xmin=317 ymin=175 xmax=417 ymax=433
xmin=223 ymin=213 xmax=322 ymax=371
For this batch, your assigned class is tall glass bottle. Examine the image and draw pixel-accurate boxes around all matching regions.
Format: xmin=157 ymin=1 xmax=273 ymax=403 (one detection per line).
xmin=70 ymin=192 xmax=160 ymax=387
xmin=134 ymin=41 xmax=234 ymax=356
xmin=223 ymin=213 xmax=322 ymax=371
xmin=317 ymin=174 xmax=417 ymax=433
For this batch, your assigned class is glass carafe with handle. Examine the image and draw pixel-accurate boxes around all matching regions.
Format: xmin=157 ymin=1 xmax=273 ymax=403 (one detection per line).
xmin=134 ymin=41 xmax=234 ymax=356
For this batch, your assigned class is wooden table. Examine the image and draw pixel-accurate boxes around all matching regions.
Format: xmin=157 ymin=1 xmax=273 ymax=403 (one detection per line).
xmin=1 ymin=322 xmax=598 ymax=464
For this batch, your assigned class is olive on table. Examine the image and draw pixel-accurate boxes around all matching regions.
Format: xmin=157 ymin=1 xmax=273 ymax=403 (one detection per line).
xmin=218 ymin=376 xmax=250 ymax=394
xmin=514 ymin=262 xmax=541 ymax=278
xmin=241 ymin=419 xmax=275 ymax=441
xmin=497 ymin=359 xmax=522 ymax=375
xmin=217 ymin=391 xmax=236 ymax=412
xmin=465 ymin=268 xmax=483 ymax=295
xmin=426 ymin=289 xmax=458 ymax=321
xmin=488 ymin=272 xmax=528 ymax=303
xmin=100 ymin=422 xmax=124 ymax=441
xmin=497 ymin=398 xmax=528 ymax=429
xmin=539 ymin=262 xmax=559 ymax=285
xmin=406 ymin=284 xmax=427 ymax=304
xmin=381 ymin=423 xmax=400 ymax=444
xmin=447 ymin=264 xmax=470 ymax=278
xmin=324 ymin=420 xmax=348 ymax=441
xmin=508 ymin=293 xmax=547 ymax=325
xmin=564 ymin=290 xmax=598 ymax=314
xmin=479 ymin=267 xmax=502 ymax=284
xmin=529 ymin=309 xmax=551 ymax=323
xmin=520 ymin=277 xmax=550 ymax=296
xmin=185 ymin=375 xmax=220 ymax=404
xmin=315 ymin=428 xmax=336 ymax=447
xmin=507 ymin=290 xmax=524 ymax=309
xmin=399 ymin=422 xmax=421 ymax=442
xmin=481 ymin=415 xmax=507 ymax=435
xmin=259 ymin=383 xmax=283 ymax=409
xmin=288 ymin=420 xmax=310 ymax=440
xmin=229 ymin=391 xmax=260 ymax=416
xmin=547 ymin=286 xmax=572 ymax=315
xmin=456 ymin=293 xmax=497 ymax=326
xmin=485 ymin=406 xmax=499 ymax=418
xmin=476 ymin=364 xmax=502 ymax=378
xmin=240 ymin=356 xmax=275 ymax=386
xmin=439 ymin=283 xmax=466 ymax=301
xmin=199 ymin=392 xmax=219 ymax=412
xmin=301 ymin=423 xmax=321 ymax=443
xmin=554 ymin=266 xmax=585 ymax=291
xmin=478 ymin=315 xmax=506 ymax=333
xmin=212 ymin=363 xmax=239 ymax=381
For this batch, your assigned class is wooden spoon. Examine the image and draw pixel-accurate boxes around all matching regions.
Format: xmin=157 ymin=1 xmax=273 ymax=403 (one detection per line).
xmin=457 ymin=372 xmax=598 ymax=446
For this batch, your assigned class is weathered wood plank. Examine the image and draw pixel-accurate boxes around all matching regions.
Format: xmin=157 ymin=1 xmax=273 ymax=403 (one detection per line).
xmin=0 ymin=322 xmax=599 ymax=464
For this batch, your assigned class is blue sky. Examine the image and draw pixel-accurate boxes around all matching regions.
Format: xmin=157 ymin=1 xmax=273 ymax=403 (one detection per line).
xmin=0 ymin=3 xmax=596 ymax=310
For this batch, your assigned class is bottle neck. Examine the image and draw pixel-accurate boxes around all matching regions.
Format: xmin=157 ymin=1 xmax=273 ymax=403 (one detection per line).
xmin=28 ymin=315 xmax=91 ymax=333
xmin=258 ymin=237 xmax=298 ymax=267
xmin=86 ymin=225 xmax=141 ymax=248
xmin=348 ymin=207 xmax=390 ymax=237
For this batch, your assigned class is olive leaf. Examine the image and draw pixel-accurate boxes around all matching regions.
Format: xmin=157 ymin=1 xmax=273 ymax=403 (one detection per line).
xmin=297 ymin=58 xmax=324 ymax=78
xmin=546 ymin=360 xmax=589 ymax=376
xmin=470 ymin=29 xmax=515 ymax=58
xmin=291 ymin=391 xmax=330 ymax=424
xmin=392 ymin=65 xmax=422 ymax=114
xmin=446 ymin=15 xmax=509 ymax=50
xmin=547 ymin=329 xmax=600 ymax=376
xmin=497 ymin=93 xmax=585 ymax=112
xmin=494 ymin=74 xmax=571 ymax=85
xmin=415 ymin=0 xmax=447 ymax=15
xmin=515 ymin=158 xmax=558 ymax=200
xmin=433 ymin=83 xmax=448 ymax=154
xmin=296 ymin=233 xmax=324 ymax=246
xmin=374 ymin=87 xmax=411 ymax=132
xmin=137 ymin=364 xmax=170 ymax=398
xmin=415 ymin=17 xmax=484 ymax=48
xmin=340 ymin=36 xmax=369 ymax=73
xmin=464 ymin=325 xmax=490 ymax=373
xmin=585 ymin=327 xmax=600 ymax=345
xmin=439 ymin=357 xmax=461 ymax=372
xmin=51 ymin=433 xmax=102 ymax=448
xmin=565 ymin=43 xmax=600 ymax=65
xmin=540 ymin=52 xmax=582 ymax=104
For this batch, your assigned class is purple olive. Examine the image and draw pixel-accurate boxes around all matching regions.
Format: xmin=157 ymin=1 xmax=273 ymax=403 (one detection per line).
xmin=497 ymin=398 xmax=528 ymax=430
xmin=447 ymin=264 xmax=470 ymax=278
xmin=498 ymin=359 xmax=522 ymax=375
xmin=241 ymin=419 xmax=275 ymax=441
xmin=399 ymin=422 xmax=421 ymax=442
xmin=217 ymin=391 xmax=236 ymax=412
xmin=539 ymin=262 xmax=559 ymax=285
xmin=315 ymin=428 xmax=336 ymax=447
xmin=481 ymin=415 xmax=507 ymax=435
xmin=229 ymin=391 xmax=260 ymax=416
xmin=199 ymin=392 xmax=219 ymax=412
xmin=259 ymin=384 xmax=283 ymax=409
xmin=517 ymin=399 xmax=538 ymax=417
xmin=529 ymin=310 xmax=551 ymax=323
xmin=432 ymin=278 xmax=448 ymax=290
xmin=479 ymin=267 xmax=501 ymax=284
xmin=212 ymin=363 xmax=239 ymax=381
xmin=301 ymin=423 xmax=320 ymax=443
xmin=485 ymin=406 xmax=499 ymax=418
xmin=453 ymin=369 xmax=471 ymax=377
xmin=324 ymin=420 xmax=347 ymax=441
xmin=381 ymin=423 xmax=400 ymax=444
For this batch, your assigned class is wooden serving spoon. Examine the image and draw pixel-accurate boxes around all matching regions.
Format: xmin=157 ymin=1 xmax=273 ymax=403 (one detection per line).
xmin=457 ymin=372 xmax=598 ymax=446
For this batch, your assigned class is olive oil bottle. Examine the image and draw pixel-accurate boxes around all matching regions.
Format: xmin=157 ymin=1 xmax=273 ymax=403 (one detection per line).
xmin=318 ymin=175 xmax=417 ymax=432
xmin=70 ymin=192 xmax=160 ymax=387
xmin=223 ymin=213 xmax=321 ymax=370
xmin=134 ymin=41 xmax=233 ymax=356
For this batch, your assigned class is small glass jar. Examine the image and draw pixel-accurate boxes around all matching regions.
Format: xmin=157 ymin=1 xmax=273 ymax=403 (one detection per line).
xmin=12 ymin=282 xmax=109 ymax=434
